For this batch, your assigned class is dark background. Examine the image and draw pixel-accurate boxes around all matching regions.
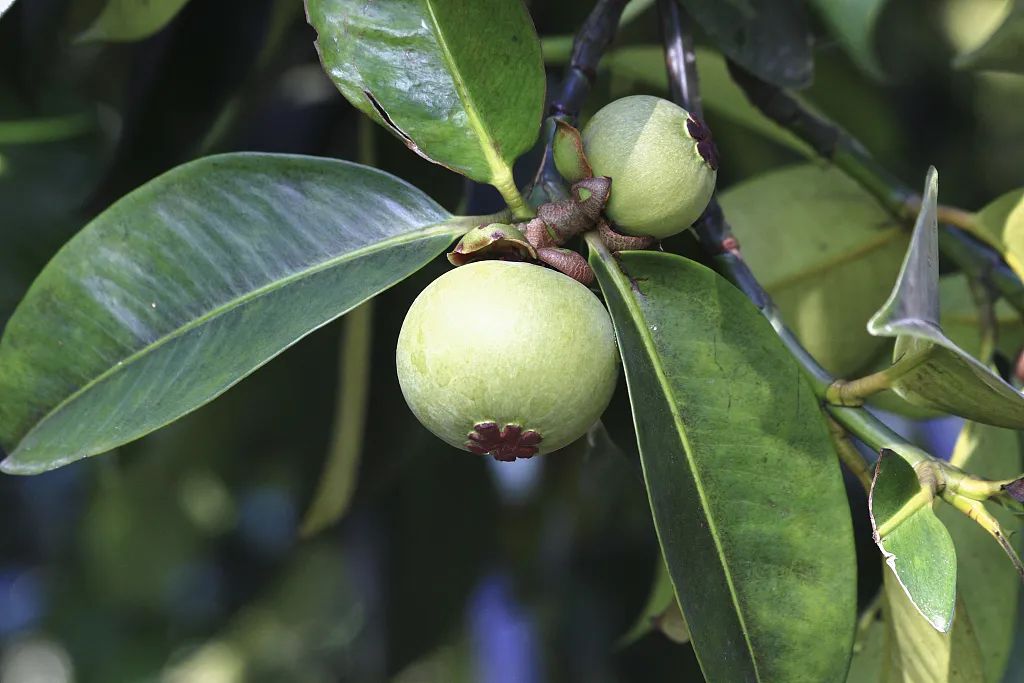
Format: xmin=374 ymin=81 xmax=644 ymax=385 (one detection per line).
xmin=0 ymin=0 xmax=1021 ymax=680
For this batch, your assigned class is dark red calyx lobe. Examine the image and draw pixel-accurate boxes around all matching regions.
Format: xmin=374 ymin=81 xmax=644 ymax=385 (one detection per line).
xmin=466 ymin=421 xmax=542 ymax=462
xmin=686 ymin=115 xmax=719 ymax=171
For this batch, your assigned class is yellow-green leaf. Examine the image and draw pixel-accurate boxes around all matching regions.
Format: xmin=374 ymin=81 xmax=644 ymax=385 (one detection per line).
xmin=938 ymin=422 xmax=1023 ymax=682
xmin=721 ymin=163 xmax=908 ymax=378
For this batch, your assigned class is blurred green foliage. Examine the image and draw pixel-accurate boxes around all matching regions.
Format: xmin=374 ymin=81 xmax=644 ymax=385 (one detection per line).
xmin=2 ymin=0 xmax=1024 ymax=681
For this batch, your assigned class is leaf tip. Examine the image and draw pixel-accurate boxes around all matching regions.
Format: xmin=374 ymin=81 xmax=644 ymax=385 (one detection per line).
xmin=1002 ymin=476 xmax=1024 ymax=503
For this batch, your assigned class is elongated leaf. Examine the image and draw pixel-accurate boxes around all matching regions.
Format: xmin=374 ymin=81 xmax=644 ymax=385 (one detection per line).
xmin=845 ymin=604 xmax=887 ymax=683
xmin=974 ymin=188 xmax=1024 ymax=280
xmin=869 ymin=273 xmax=1024 ymax=419
xmin=0 ymin=112 xmax=96 ymax=145
xmin=680 ymin=0 xmax=813 ymax=89
xmin=620 ymin=557 xmax=689 ymax=646
xmin=587 ymin=242 xmax=856 ymax=682
xmin=938 ymin=422 xmax=1023 ymax=682
xmin=868 ymin=168 xmax=1024 ymax=427
xmin=722 ymin=164 xmax=908 ymax=378
xmin=807 ymin=0 xmax=890 ymax=79
xmin=1 ymin=114 xmax=113 ymax=326
xmin=0 ymin=153 xmax=466 ymax=474
xmin=955 ymin=2 xmax=1024 ymax=75
xmin=882 ymin=565 xmax=984 ymax=682
xmin=869 ymin=449 xmax=957 ymax=632
xmin=78 ymin=0 xmax=192 ymax=42
xmin=300 ymin=300 xmax=373 ymax=537
xmin=306 ymin=0 xmax=544 ymax=188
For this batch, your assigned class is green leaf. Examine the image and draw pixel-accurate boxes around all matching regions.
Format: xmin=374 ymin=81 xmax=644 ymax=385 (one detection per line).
xmin=938 ymin=422 xmax=1023 ymax=682
xmin=587 ymin=240 xmax=856 ymax=682
xmin=940 ymin=273 xmax=1024 ymax=362
xmin=973 ymin=187 xmax=1024 ymax=280
xmin=300 ymin=300 xmax=374 ymax=537
xmin=869 ymin=449 xmax=957 ymax=632
xmin=0 ymin=112 xmax=113 ymax=325
xmin=721 ymin=163 xmax=908 ymax=378
xmin=620 ymin=557 xmax=690 ymax=647
xmin=619 ymin=0 xmax=655 ymax=26
xmin=0 ymin=153 xmax=466 ymax=474
xmin=680 ymin=0 xmax=813 ymax=89
xmin=78 ymin=0 xmax=192 ymax=43
xmin=868 ymin=273 xmax=1024 ymax=419
xmin=882 ymin=566 xmax=984 ymax=682
xmin=955 ymin=1 xmax=1024 ymax=75
xmin=868 ymin=168 xmax=1024 ymax=427
xmin=807 ymin=0 xmax=890 ymax=79
xmin=845 ymin=609 xmax=887 ymax=683
xmin=306 ymin=0 xmax=544 ymax=192
xmin=0 ymin=112 xmax=96 ymax=145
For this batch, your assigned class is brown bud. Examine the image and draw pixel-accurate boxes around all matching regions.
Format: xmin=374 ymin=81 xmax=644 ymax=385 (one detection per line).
xmin=537 ymin=247 xmax=594 ymax=285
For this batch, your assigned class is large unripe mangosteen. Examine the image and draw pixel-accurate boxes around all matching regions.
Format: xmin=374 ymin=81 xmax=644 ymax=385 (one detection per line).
xmin=575 ymin=95 xmax=718 ymax=238
xmin=396 ymin=261 xmax=619 ymax=460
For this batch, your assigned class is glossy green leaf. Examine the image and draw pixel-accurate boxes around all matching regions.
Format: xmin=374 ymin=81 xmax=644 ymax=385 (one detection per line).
xmin=620 ymin=557 xmax=690 ymax=647
xmin=882 ymin=566 xmax=984 ymax=682
xmin=300 ymin=301 xmax=374 ymax=537
xmin=938 ymin=422 xmax=1023 ymax=682
xmin=587 ymin=241 xmax=856 ymax=682
xmin=78 ymin=0 xmax=192 ymax=43
xmin=955 ymin=1 xmax=1024 ymax=75
xmin=807 ymin=0 xmax=890 ymax=79
xmin=306 ymin=0 xmax=544 ymax=190
xmin=868 ymin=168 xmax=1024 ymax=427
xmin=0 ymin=153 xmax=467 ymax=474
xmin=973 ymin=187 xmax=1024 ymax=280
xmin=869 ymin=449 xmax=957 ymax=632
xmin=680 ymin=0 xmax=813 ymax=89
xmin=721 ymin=163 xmax=908 ymax=378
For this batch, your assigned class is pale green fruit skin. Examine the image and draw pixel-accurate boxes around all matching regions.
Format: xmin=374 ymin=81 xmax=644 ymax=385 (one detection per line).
xmin=396 ymin=261 xmax=619 ymax=455
xmin=581 ymin=95 xmax=716 ymax=238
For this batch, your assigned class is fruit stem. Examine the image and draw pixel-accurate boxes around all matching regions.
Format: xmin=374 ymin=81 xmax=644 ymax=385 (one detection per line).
xmin=725 ymin=59 xmax=1024 ymax=319
xmin=826 ymin=418 xmax=873 ymax=491
xmin=659 ymin=8 xmax=1024 ymax=571
xmin=492 ymin=167 xmax=534 ymax=219
xmin=942 ymin=490 xmax=1024 ymax=580
xmin=528 ymin=0 xmax=630 ymax=206
xmin=656 ymin=2 xmax=930 ymax=479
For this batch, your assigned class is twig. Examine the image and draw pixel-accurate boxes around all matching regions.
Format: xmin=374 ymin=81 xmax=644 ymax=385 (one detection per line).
xmin=725 ymin=59 xmax=1024 ymax=317
xmin=552 ymin=0 xmax=631 ymax=120
xmin=655 ymin=0 xmax=906 ymax=470
xmin=529 ymin=0 xmax=630 ymax=203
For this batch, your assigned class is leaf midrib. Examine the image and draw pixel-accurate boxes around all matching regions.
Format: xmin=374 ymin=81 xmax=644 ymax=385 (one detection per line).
xmin=593 ymin=245 xmax=762 ymax=681
xmin=10 ymin=222 xmax=460 ymax=452
xmin=765 ymin=226 xmax=905 ymax=293
xmin=422 ymin=0 xmax=509 ymax=184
